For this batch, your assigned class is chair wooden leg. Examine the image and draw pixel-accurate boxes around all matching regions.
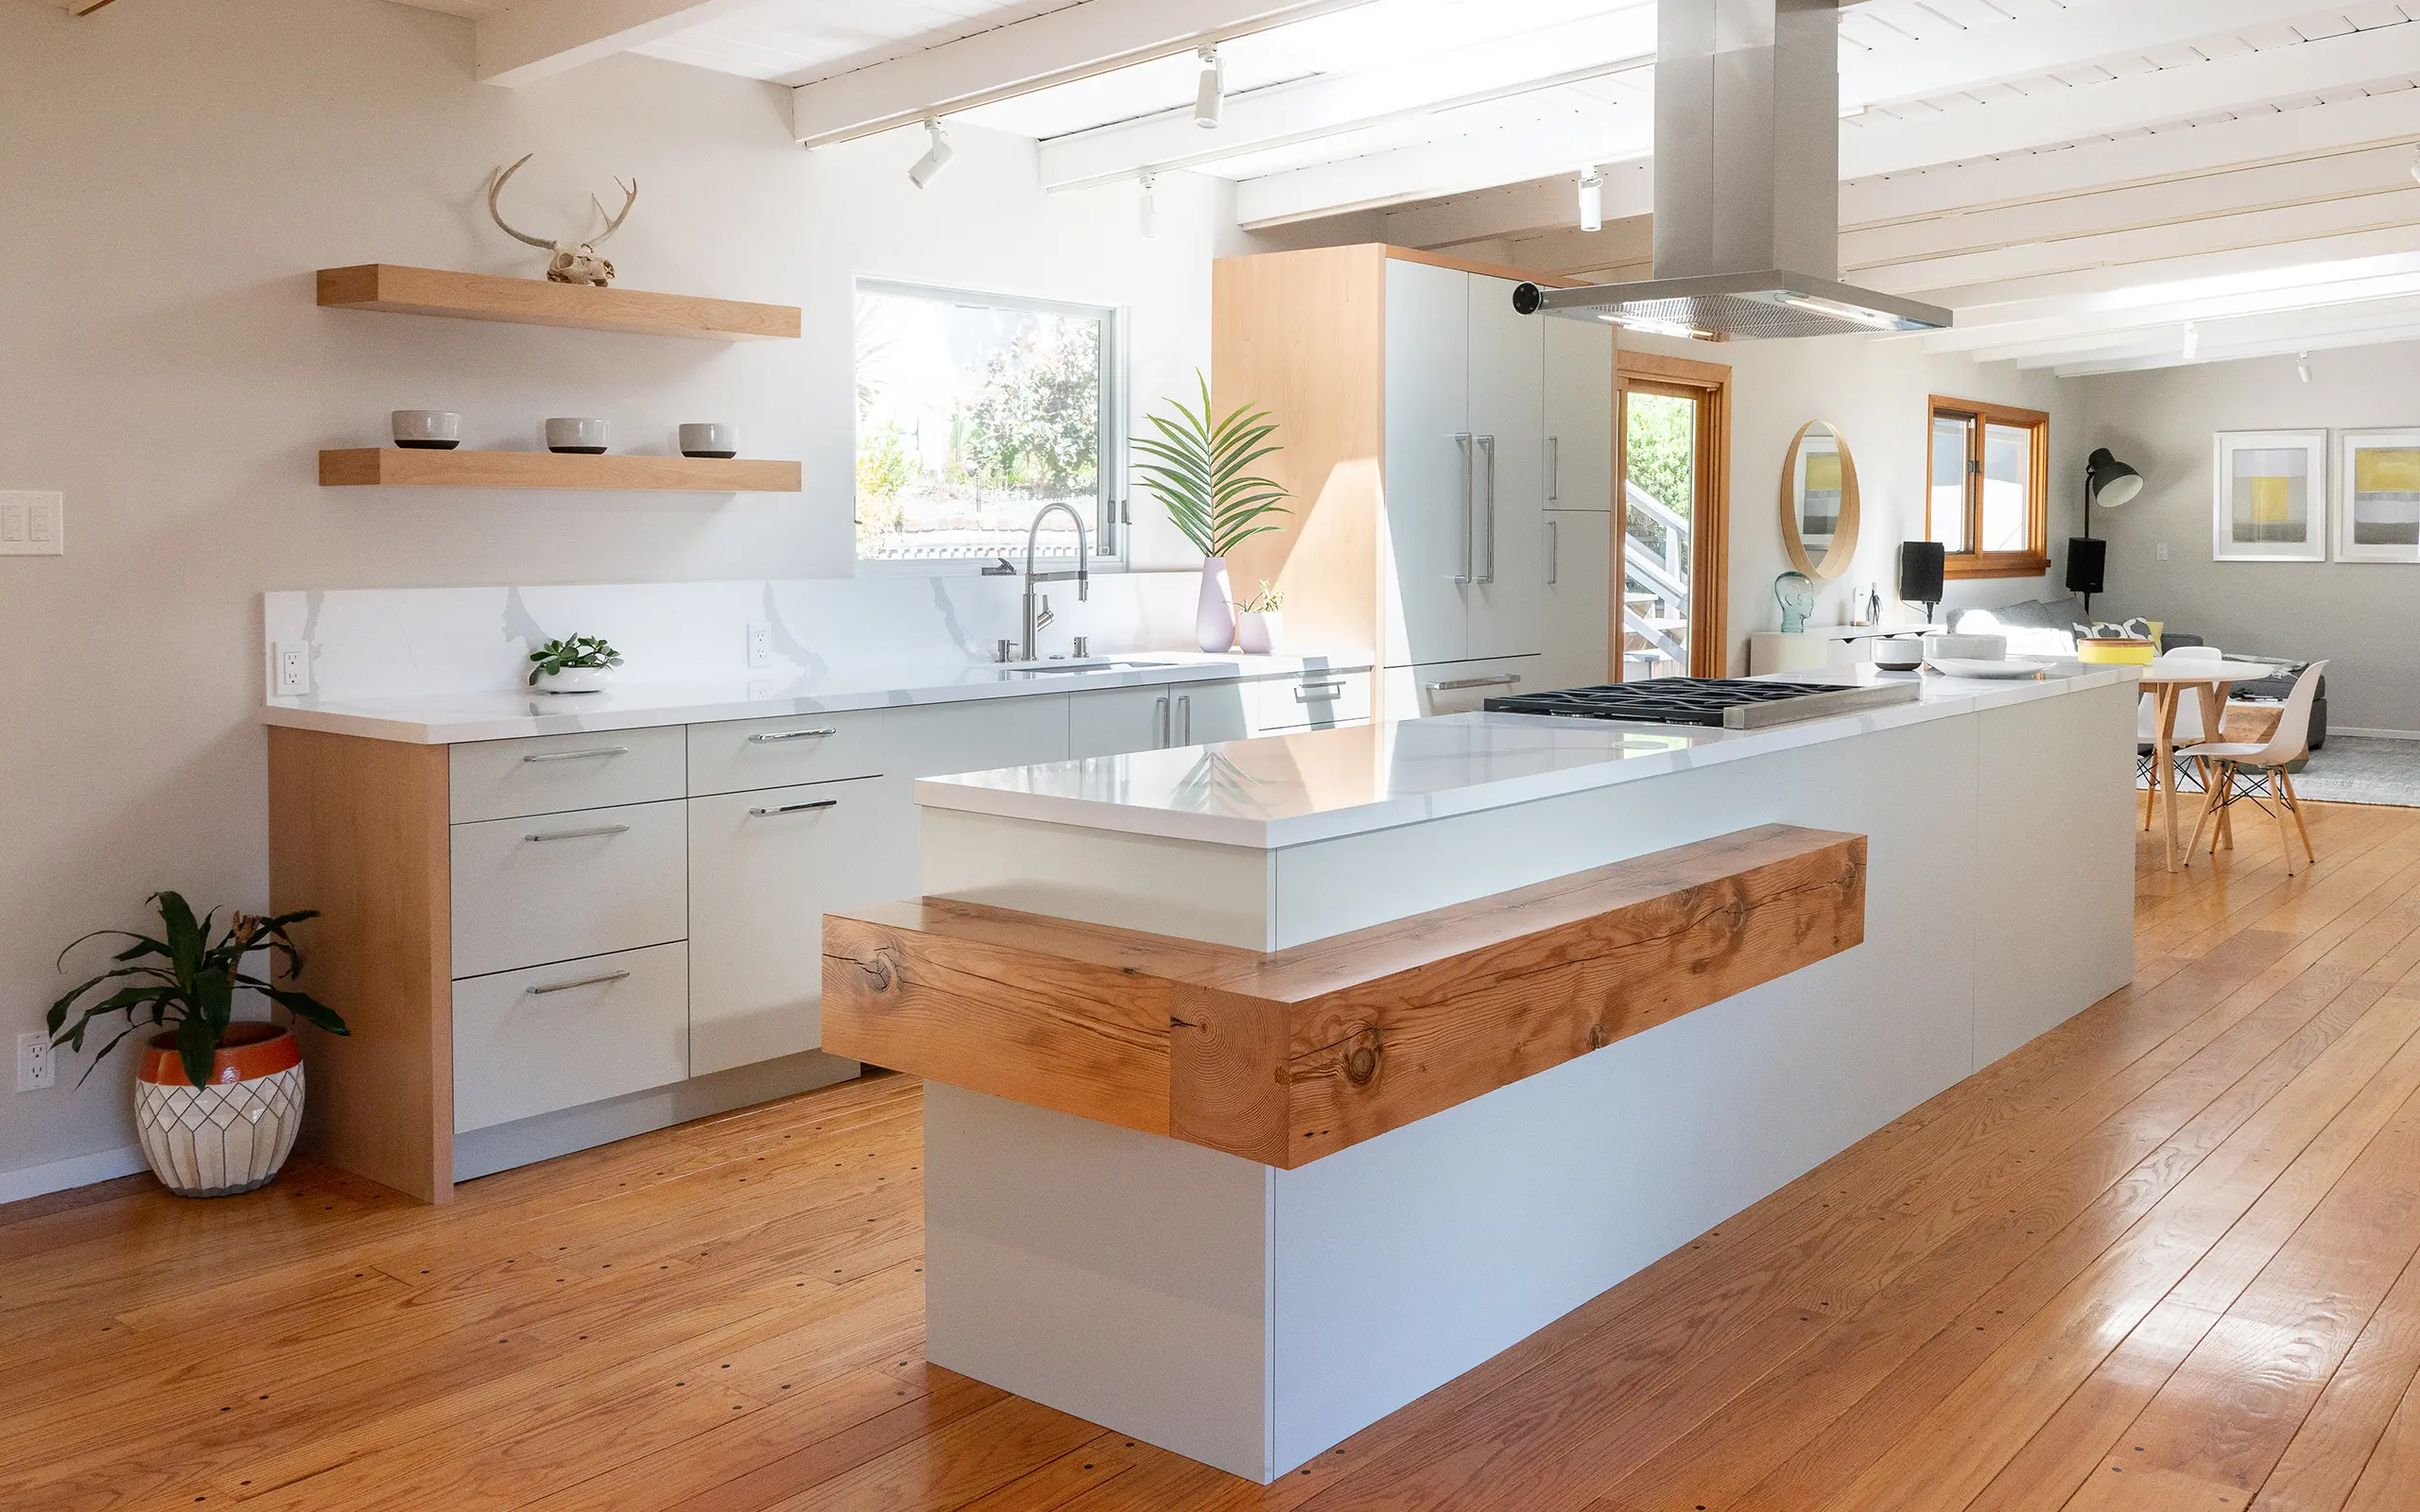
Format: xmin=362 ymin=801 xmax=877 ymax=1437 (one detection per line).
xmin=2270 ymin=766 xmax=2297 ymax=877
xmin=2282 ymin=767 xmax=2317 ymax=865
xmin=2186 ymin=765 xmax=2224 ymax=867
xmin=2142 ymin=752 xmax=2160 ymax=831
xmin=2212 ymin=757 xmax=2235 ymax=850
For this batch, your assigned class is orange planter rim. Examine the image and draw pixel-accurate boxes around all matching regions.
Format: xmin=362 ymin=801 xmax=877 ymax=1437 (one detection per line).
xmin=138 ymin=1022 xmax=301 ymax=1087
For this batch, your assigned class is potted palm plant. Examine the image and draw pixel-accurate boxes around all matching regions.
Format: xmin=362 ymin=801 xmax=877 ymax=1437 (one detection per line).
xmin=1132 ymin=372 xmax=1291 ymax=654
xmin=50 ymin=894 xmax=347 ymax=1197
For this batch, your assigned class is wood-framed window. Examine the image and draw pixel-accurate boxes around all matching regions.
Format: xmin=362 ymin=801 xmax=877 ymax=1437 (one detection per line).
xmin=1927 ymin=396 xmax=2049 ymax=579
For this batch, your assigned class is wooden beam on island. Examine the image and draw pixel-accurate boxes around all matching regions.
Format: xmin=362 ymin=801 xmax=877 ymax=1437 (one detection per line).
xmin=822 ymin=824 xmax=1866 ymax=1169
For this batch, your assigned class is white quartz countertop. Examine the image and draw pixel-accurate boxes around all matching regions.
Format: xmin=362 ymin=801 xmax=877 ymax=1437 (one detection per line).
xmin=261 ymin=652 xmax=1374 ymax=745
xmin=916 ymin=663 xmax=2139 ymax=850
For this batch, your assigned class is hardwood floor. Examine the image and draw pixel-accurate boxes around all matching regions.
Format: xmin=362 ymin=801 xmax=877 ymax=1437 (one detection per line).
xmin=11 ymin=799 xmax=2420 ymax=1510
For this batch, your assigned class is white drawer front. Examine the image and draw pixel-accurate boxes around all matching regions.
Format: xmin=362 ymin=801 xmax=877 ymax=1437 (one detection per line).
xmin=1383 ymin=656 xmax=1539 ymax=719
xmin=688 ymin=776 xmax=888 ymax=1075
xmin=885 ymin=694 xmax=1070 ymax=780
xmin=687 ymin=710 xmax=882 ymax=797
xmin=1246 ymin=670 xmax=1374 ymax=733
xmin=451 ymin=799 xmax=687 ymax=979
xmin=448 ymin=727 xmax=685 ymax=824
xmin=452 ymin=943 xmax=689 ymax=1132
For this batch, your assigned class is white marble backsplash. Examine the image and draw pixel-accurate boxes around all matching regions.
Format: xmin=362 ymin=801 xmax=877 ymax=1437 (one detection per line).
xmin=264 ymin=573 xmax=1204 ymax=701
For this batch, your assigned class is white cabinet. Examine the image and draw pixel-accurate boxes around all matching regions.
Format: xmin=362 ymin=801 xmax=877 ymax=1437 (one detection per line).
xmin=1244 ymin=669 xmax=1374 ymax=734
xmin=453 ymin=943 xmax=689 ymax=1133
xmin=866 ymin=695 xmax=1074 ymax=914
xmin=1382 ymin=655 xmax=1540 ymax=719
xmin=687 ymin=775 xmax=888 ymax=1076
xmin=1071 ymin=684 xmax=1178 ymax=758
xmin=1172 ymin=682 xmax=1251 ymax=747
xmin=1543 ymin=319 xmax=1615 ymax=513
xmin=448 ymin=727 xmax=685 ymax=824
xmin=687 ymin=709 xmax=882 ymax=797
xmin=1467 ymin=271 xmax=1546 ymax=662
xmin=1541 ymin=510 xmax=1613 ymax=692
xmin=449 ymin=799 xmax=688 ymax=979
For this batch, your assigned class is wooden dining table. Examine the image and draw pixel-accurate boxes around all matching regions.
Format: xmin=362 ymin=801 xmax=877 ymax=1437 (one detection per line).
xmin=2139 ymin=657 xmax=2277 ymax=872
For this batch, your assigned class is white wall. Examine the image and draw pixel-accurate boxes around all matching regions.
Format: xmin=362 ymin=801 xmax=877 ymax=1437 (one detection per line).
xmin=2076 ymin=346 xmax=2420 ymax=733
xmin=0 ymin=0 xmax=1227 ymax=1193
xmin=1619 ymin=329 xmax=2081 ymax=670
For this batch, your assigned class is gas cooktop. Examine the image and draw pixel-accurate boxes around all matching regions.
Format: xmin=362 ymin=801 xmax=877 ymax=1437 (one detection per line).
xmin=1483 ymin=678 xmax=1921 ymax=730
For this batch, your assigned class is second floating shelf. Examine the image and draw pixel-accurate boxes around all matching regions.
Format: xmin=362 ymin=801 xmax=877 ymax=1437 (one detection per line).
xmin=320 ymin=449 xmax=802 ymax=492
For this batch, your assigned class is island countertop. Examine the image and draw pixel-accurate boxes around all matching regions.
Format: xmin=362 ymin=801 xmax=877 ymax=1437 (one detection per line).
xmin=914 ymin=663 xmax=2139 ymax=850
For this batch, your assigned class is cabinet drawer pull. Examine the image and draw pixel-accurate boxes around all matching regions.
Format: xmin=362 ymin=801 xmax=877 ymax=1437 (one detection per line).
xmin=527 ymin=970 xmax=631 ymax=996
xmin=749 ymin=728 xmax=839 ymax=744
xmin=1424 ymin=673 xmax=1523 ymax=692
xmin=749 ymin=799 xmax=839 ymax=817
xmin=1294 ymin=681 xmax=1347 ymax=702
xmin=520 ymin=747 xmax=629 ymax=764
xmin=523 ymin=824 xmax=631 ymax=843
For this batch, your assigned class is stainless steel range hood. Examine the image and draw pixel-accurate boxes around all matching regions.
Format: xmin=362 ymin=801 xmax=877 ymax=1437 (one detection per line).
xmin=1512 ymin=0 xmax=1952 ymax=340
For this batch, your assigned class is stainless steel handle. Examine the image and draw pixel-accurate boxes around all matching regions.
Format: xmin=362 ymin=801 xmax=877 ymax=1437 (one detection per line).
xmin=749 ymin=727 xmax=838 ymax=744
xmin=1155 ymin=695 xmax=1170 ymax=748
xmin=1547 ymin=518 xmax=1559 ymax=586
xmin=520 ymin=747 xmax=628 ymax=764
xmin=1547 ymin=436 xmax=1559 ymax=503
xmin=1477 ymin=435 xmax=1497 ymax=585
xmin=1423 ymin=673 xmax=1523 ymax=693
xmin=527 ymin=970 xmax=630 ymax=996
xmin=523 ymin=824 xmax=630 ymax=842
xmin=748 ymin=799 xmax=838 ymax=817
xmin=1453 ymin=433 xmax=1475 ymax=584
xmin=1294 ymin=681 xmax=1346 ymax=702
xmin=1179 ymin=694 xmax=1192 ymax=744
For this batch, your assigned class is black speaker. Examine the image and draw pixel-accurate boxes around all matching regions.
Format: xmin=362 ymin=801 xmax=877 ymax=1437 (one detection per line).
xmin=2065 ymin=537 xmax=2107 ymax=596
xmin=1897 ymin=541 xmax=1945 ymax=606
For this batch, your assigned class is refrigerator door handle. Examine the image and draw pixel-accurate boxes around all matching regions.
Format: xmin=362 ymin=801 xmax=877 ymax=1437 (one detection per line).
xmin=1451 ymin=433 xmax=1475 ymax=584
xmin=1476 ymin=434 xmax=1497 ymax=584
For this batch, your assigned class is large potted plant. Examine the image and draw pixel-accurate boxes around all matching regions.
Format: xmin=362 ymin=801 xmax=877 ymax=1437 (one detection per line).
xmin=1132 ymin=372 xmax=1291 ymax=653
xmin=50 ymin=893 xmax=347 ymax=1197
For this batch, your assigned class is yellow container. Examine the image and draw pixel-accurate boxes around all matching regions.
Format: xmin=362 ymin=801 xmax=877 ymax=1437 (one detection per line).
xmin=2077 ymin=637 xmax=2157 ymax=665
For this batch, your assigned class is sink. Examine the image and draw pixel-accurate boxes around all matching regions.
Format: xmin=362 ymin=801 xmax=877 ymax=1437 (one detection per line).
xmin=994 ymin=659 xmax=1180 ymax=679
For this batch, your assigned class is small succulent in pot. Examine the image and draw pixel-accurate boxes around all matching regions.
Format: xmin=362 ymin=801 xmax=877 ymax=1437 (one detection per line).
xmin=1236 ymin=579 xmax=1287 ymax=656
xmin=528 ymin=634 xmax=623 ymax=693
xmin=50 ymin=893 xmax=347 ymax=1196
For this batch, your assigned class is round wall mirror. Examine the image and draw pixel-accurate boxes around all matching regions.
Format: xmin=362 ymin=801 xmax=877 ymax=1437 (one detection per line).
xmin=1780 ymin=421 xmax=1862 ymax=580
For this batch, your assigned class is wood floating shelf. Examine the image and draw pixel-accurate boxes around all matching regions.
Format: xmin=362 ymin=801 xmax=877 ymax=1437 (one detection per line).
xmin=822 ymin=823 xmax=1867 ymax=1169
xmin=316 ymin=264 xmax=801 ymax=341
xmin=320 ymin=448 xmax=801 ymax=493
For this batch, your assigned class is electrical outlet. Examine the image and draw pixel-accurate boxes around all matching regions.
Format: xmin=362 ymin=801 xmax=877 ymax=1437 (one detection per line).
xmin=274 ymin=641 xmax=311 ymax=696
xmin=2156 ymin=541 xmax=2169 ymax=560
xmin=745 ymin=622 xmax=773 ymax=670
xmin=0 ymin=491 xmax=63 ymax=556
xmin=17 ymin=1033 xmax=55 ymax=1092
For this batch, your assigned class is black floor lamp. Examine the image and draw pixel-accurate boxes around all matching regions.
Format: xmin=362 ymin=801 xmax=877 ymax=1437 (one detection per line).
xmin=2070 ymin=447 xmax=2143 ymax=619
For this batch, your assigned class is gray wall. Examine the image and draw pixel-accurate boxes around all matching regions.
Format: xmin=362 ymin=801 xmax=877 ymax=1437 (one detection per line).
xmin=0 ymin=0 xmax=1232 ymax=1192
xmin=2077 ymin=346 xmax=2420 ymax=733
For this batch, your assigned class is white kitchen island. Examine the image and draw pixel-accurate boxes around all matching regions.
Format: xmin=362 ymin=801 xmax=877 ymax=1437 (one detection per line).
xmin=821 ymin=665 xmax=2139 ymax=1483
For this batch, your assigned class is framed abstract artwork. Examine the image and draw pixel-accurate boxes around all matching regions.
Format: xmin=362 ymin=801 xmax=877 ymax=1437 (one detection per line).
xmin=2337 ymin=429 xmax=2420 ymax=562
xmin=2212 ymin=430 xmax=2327 ymax=562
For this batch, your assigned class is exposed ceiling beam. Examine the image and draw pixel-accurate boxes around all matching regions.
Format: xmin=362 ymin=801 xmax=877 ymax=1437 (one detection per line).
xmin=1380 ymin=174 xmax=1597 ymax=248
xmin=789 ymin=0 xmax=1384 ymax=147
xmin=1236 ymin=111 xmax=1653 ymax=228
xmin=1910 ymin=252 xmax=2420 ymax=358
xmin=2055 ymin=316 xmax=2420 ymax=376
xmin=1036 ymin=6 xmax=1655 ymax=190
xmin=473 ymin=0 xmax=762 ymax=88
xmin=2041 ymin=294 xmax=2420 ymax=374
xmin=1899 ymin=218 xmax=2420 ymax=311
xmin=1967 ymin=276 xmax=2420 ymax=364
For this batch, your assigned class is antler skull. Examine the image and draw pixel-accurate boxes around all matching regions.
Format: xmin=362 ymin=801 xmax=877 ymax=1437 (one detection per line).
xmin=487 ymin=153 xmax=638 ymax=286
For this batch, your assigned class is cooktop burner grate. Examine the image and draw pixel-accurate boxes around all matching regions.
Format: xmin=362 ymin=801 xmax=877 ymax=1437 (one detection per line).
xmin=1484 ymin=678 xmax=1921 ymax=730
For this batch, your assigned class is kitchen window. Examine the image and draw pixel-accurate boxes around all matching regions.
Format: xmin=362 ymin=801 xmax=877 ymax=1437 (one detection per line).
xmin=1927 ymin=396 xmax=2049 ymax=578
xmin=853 ymin=279 xmax=1124 ymax=566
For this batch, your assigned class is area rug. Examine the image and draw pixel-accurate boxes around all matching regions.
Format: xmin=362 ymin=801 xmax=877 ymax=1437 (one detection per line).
xmin=2292 ymin=736 xmax=2420 ymax=808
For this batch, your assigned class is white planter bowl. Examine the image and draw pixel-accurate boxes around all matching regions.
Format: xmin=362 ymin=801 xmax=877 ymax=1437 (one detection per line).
xmin=535 ymin=665 xmax=614 ymax=695
xmin=1237 ymin=610 xmax=1284 ymax=656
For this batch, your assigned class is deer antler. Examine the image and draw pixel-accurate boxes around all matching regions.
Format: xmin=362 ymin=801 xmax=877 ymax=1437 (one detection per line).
xmin=588 ymin=177 xmax=638 ymax=248
xmin=486 ymin=154 xmax=558 ymax=250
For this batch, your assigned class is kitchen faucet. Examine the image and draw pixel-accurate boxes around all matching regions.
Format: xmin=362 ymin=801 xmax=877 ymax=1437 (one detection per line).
xmin=1020 ymin=502 xmax=1090 ymax=662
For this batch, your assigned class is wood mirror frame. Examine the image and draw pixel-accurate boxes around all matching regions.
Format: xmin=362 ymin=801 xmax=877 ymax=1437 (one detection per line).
xmin=1780 ymin=421 xmax=1861 ymax=580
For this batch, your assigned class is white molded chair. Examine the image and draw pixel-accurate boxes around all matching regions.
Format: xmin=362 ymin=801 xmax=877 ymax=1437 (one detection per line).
xmin=2185 ymin=661 xmax=2327 ymax=875
xmin=2135 ymin=645 xmax=2221 ymax=828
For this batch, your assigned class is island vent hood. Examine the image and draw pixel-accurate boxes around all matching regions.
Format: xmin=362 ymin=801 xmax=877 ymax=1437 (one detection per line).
xmin=1512 ymin=0 xmax=1952 ymax=340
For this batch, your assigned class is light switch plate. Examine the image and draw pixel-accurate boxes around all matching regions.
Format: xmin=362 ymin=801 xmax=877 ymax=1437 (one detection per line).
xmin=745 ymin=622 xmax=772 ymax=670
xmin=0 ymin=491 xmax=63 ymax=556
xmin=274 ymin=642 xmax=311 ymax=696
xmin=2156 ymin=541 xmax=2169 ymax=560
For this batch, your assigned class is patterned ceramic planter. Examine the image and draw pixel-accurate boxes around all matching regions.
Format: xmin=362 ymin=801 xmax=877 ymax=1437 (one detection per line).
xmin=134 ymin=1022 xmax=305 ymax=1197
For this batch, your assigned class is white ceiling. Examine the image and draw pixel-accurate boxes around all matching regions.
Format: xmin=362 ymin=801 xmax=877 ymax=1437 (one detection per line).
xmin=392 ymin=0 xmax=2420 ymax=373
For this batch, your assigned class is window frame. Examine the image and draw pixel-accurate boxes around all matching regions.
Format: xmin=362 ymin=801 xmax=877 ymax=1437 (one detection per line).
xmin=851 ymin=277 xmax=1130 ymax=574
xmin=1927 ymin=394 xmax=2050 ymax=580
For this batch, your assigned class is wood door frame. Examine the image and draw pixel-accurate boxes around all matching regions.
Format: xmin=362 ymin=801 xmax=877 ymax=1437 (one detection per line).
xmin=1616 ymin=349 xmax=1733 ymax=679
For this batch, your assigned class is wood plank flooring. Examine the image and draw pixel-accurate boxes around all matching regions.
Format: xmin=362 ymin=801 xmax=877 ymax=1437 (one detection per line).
xmin=10 ymin=800 xmax=2420 ymax=1510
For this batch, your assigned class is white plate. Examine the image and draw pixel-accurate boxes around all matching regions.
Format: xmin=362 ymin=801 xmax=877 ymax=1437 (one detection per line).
xmin=1928 ymin=657 xmax=2051 ymax=679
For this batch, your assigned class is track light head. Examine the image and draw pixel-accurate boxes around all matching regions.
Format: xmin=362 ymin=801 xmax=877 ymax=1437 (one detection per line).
xmin=2297 ymin=351 xmax=2312 ymax=384
xmin=2411 ymin=144 xmax=2420 ymax=185
xmin=908 ymin=119 xmax=954 ymax=189
xmin=1577 ymin=166 xmax=1604 ymax=232
xmin=2181 ymin=319 xmax=2199 ymax=362
xmin=1139 ymin=173 xmax=1159 ymax=240
xmin=1195 ymin=46 xmax=1224 ymax=129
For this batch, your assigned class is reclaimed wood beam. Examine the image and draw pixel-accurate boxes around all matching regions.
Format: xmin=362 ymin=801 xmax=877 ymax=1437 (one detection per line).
xmin=823 ymin=824 xmax=1866 ymax=1170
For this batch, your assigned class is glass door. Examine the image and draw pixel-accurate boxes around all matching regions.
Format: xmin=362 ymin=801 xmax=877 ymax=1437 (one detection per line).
xmin=1618 ymin=382 xmax=1701 ymax=679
